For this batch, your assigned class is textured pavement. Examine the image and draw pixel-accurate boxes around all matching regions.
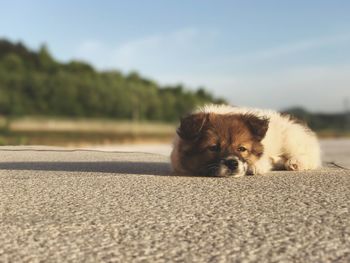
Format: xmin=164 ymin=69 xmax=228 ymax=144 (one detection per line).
xmin=0 ymin=141 xmax=349 ymax=262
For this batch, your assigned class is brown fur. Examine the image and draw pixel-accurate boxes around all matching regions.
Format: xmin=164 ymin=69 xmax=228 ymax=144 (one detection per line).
xmin=176 ymin=113 xmax=269 ymax=176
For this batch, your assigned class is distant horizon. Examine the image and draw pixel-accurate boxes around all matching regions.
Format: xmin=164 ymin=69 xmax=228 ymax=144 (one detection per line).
xmin=1 ymin=0 xmax=350 ymax=113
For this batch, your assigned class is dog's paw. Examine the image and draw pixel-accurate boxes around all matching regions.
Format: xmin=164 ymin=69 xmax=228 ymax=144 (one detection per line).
xmin=247 ymin=165 xmax=257 ymax=175
xmin=285 ymin=158 xmax=304 ymax=171
xmin=247 ymin=164 xmax=270 ymax=175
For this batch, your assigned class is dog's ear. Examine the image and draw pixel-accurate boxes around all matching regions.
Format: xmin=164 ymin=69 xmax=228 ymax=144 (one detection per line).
xmin=177 ymin=113 xmax=208 ymax=140
xmin=242 ymin=114 xmax=269 ymax=141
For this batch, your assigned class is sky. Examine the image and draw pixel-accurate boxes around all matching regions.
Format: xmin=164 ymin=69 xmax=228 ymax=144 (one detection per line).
xmin=1 ymin=0 xmax=350 ymax=112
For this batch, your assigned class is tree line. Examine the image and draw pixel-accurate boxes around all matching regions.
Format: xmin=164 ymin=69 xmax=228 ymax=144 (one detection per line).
xmin=0 ymin=39 xmax=348 ymax=133
xmin=282 ymin=107 xmax=350 ymax=133
xmin=0 ymin=39 xmax=225 ymax=122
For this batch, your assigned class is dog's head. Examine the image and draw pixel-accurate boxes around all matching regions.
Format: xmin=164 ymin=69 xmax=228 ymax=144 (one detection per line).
xmin=174 ymin=112 xmax=269 ymax=176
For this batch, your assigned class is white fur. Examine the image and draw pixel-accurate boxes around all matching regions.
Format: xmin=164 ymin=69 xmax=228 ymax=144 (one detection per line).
xmin=171 ymin=104 xmax=322 ymax=175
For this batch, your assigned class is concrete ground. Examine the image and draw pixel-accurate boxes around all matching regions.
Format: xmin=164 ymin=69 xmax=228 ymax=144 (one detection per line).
xmin=0 ymin=140 xmax=349 ymax=262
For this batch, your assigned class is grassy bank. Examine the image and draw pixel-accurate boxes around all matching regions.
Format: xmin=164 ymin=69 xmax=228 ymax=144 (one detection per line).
xmin=0 ymin=117 xmax=176 ymax=146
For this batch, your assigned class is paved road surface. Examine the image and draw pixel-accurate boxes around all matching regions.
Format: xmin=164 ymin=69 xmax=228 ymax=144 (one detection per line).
xmin=0 ymin=140 xmax=349 ymax=262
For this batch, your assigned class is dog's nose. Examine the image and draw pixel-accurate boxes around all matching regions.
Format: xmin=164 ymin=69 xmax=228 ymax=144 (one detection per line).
xmin=223 ymin=158 xmax=238 ymax=170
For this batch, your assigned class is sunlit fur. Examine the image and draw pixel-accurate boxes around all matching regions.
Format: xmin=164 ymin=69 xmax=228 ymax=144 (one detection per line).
xmin=171 ymin=104 xmax=321 ymax=176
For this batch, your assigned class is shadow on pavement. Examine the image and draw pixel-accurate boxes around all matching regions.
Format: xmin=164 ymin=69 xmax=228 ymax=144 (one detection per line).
xmin=2 ymin=161 xmax=342 ymax=178
xmin=0 ymin=161 xmax=172 ymax=176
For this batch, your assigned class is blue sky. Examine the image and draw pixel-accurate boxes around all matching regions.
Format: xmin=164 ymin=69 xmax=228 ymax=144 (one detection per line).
xmin=1 ymin=0 xmax=350 ymax=112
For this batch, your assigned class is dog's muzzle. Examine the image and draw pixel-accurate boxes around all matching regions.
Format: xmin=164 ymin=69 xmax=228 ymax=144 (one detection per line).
xmin=217 ymin=156 xmax=248 ymax=177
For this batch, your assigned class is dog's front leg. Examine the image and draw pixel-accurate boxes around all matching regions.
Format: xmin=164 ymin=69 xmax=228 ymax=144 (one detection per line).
xmin=248 ymin=155 xmax=272 ymax=175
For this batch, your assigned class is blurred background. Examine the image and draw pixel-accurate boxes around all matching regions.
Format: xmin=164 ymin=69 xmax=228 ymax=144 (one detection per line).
xmin=0 ymin=0 xmax=349 ymax=149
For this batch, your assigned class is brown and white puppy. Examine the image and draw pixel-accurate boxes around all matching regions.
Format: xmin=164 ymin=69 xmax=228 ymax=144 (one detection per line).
xmin=171 ymin=104 xmax=321 ymax=177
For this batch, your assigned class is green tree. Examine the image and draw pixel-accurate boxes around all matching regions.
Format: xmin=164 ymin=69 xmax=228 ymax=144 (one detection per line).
xmin=0 ymin=38 xmax=227 ymax=121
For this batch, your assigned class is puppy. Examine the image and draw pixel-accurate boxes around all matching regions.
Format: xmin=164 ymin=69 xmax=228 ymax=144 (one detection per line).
xmin=170 ymin=104 xmax=321 ymax=176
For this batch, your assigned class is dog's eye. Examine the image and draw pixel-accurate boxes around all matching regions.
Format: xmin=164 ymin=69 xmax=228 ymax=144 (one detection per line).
xmin=208 ymin=144 xmax=220 ymax=152
xmin=237 ymin=146 xmax=247 ymax=152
